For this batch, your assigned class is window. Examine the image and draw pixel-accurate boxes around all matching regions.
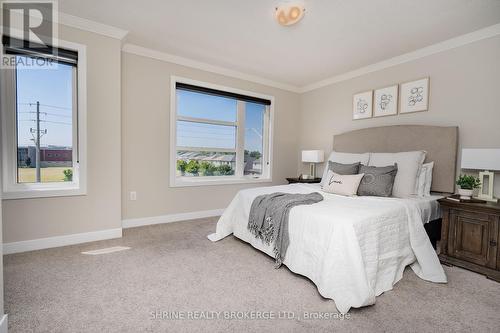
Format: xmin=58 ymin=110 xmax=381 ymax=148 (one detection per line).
xmin=1 ymin=37 xmax=87 ymax=199
xmin=170 ymin=78 xmax=273 ymax=186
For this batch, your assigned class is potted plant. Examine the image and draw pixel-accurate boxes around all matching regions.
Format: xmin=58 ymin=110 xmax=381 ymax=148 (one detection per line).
xmin=456 ymin=174 xmax=481 ymax=199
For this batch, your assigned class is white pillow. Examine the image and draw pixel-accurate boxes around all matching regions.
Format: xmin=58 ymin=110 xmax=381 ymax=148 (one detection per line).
xmin=369 ymin=151 xmax=426 ymax=198
xmin=415 ymin=162 xmax=434 ymax=197
xmin=322 ymin=171 xmax=364 ymax=196
xmin=415 ymin=167 xmax=427 ymax=197
xmin=423 ymin=162 xmax=434 ymax=196
xmin=320 ymin=151 xmax=370 ymax=186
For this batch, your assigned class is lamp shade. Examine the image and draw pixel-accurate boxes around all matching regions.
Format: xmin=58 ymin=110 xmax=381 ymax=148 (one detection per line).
xmin=302 ymin=150 xmax=324 ymax=163
xmin=461 ymin=149 xmax=500 ymax=171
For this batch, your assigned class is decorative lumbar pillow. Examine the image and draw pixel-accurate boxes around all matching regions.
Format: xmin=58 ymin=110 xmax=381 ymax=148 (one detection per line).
xmin=357 ymin=164 xmax=398 ymax=197
xmin=322 ymin=171 xmax=364 ymax=196
xmin=320 ymin=151 xmax=370 ymax=186
xmin=368 ymin=151 xmax=426 ymax=198
xmin=327 ymin=161 xmax=361 ymax=175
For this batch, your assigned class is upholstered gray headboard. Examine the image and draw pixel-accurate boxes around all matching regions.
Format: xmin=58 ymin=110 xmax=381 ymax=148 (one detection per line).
xmin=332 ymin=125 xmax=458 ymax=193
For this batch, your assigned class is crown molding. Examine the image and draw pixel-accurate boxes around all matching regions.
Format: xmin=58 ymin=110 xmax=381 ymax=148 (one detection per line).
xmin=123 ymin=23 xmax=500 ymax=94
xmin=122 ymin=44 xmax=301 ymax=93
xmin=300 ymin=23 xmax=500 ymax=93
xmin=59 ymin=12 xmax=129 ymax=40
xmin=5 ymin=10 xmax=128 ymax=40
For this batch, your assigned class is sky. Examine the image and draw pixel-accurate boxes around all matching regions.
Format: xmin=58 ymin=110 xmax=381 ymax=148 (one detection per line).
xmin=176 ymin=90 xmax=264 ymax=153
xmin=16 ymin=56 xmax=73 ymax=148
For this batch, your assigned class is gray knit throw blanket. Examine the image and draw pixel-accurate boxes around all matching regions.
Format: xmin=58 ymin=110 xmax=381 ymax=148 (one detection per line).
xmin=248 ymin=192 xmax=324 ymax=268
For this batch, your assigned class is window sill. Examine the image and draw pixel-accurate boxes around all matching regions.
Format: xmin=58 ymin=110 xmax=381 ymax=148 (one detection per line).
xmin=170 ymin=176 xmax=273 ymax=188
xmin=2 ymin=185 xmax=86 ymax=200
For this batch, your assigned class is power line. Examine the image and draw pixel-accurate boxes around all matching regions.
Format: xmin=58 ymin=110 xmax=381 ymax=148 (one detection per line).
xmin=41 ymin=120 xmax=72 ymax=125
xmin=18 ymin=111 xmax=71 ymax=118
xmin=39 ymin=103 xmax=72 ymax=111
xmin=45 ymin=112 xmax=72 ymax=118
xmin=18 ymin=102 xmax=71 ymax=111
xmin=178 ymin=135 xmax=233 ymax=140
xmin=178 ymin=130 xmax=234 ymax=136
xmin=177 ymin=122 xmax=260 ymax=133
xmin=177 ymin=121 xmax=235 ymax=129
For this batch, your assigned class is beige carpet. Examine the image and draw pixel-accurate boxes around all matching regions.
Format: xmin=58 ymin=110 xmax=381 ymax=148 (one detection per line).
xmin=5 ymin=217 xmax=500 ymax=332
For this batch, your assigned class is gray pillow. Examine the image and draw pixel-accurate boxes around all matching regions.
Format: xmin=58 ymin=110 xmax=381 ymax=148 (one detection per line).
xmin=327 ymin=161 xmax=361 ymax=175
xmin=357 ymin=164 xmax=398 ymax=197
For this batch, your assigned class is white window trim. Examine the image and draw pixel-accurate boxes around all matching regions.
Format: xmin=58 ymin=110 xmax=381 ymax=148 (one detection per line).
xmin=170 ymin=76 xmax=274 ymax=187
xmin=1 ymin=38 xmax=87 ymax=200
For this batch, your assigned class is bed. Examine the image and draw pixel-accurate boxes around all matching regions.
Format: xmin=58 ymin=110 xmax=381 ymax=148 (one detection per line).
xmin=208 ymin=125 xmax=458 ymax=313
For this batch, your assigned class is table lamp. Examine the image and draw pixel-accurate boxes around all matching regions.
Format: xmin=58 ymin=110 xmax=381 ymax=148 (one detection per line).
xmin=301 ymin=150 xmax=324 ymax=179
xmin=461 ymin=148 xmax=500 ymax=202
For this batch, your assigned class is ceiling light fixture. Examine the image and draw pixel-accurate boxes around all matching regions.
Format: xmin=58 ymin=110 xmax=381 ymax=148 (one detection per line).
xmin=275 ymin=2 xmax=305 ymax=26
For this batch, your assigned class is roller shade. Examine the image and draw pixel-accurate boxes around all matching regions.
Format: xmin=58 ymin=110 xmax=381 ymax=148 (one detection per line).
xmin=2 ymin=35 xmax=78 ymax=66
xmin=176 ymin=82 xmax=271 ymax=106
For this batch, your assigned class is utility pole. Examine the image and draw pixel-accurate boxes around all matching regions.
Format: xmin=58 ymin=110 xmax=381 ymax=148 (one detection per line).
xmin=35 ymin=101 xmax=41 ymax=182
xmin=30 ymin=101 xmax=46 ymax=183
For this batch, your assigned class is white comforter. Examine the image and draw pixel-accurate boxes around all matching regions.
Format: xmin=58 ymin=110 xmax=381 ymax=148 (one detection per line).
xmin=208 ymin=184 xmax=447 ymax=313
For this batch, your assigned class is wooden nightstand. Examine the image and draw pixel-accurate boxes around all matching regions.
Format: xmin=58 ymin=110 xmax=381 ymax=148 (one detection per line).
xmin=286 ymin=177 xmax=322 ymax=184
xmin=438 ymin=198 xmax=500 ymax=282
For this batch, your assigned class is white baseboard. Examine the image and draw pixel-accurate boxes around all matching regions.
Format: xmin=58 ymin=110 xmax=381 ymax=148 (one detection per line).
xmin=3 ymin=209 xmax=224 ymax=254
xmin=122 ymin=208 xmax=225 ymax=229
xmin=0 ymin=314 xmax=7 ymax=333
xmin=3 ymin=228 xmax=123 ymax=255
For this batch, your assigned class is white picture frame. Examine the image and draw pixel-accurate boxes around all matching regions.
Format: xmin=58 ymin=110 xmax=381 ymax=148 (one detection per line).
xmin=374 ymin=85 xmax=398 ymax=117
xmin=400 ymin=77 xmax=429 ymax=114
xmin=352 ymin=90 xmax=373 ymax=120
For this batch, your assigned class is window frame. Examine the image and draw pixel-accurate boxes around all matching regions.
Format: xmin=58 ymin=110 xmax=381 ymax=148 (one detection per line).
xmin=170 ymin=76 xmax=274 ymax=187
xmin=1 ymin=37 xmax=87 ymax=199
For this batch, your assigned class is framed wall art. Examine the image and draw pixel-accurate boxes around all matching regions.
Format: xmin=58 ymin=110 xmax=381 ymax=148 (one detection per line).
xmin=374 ymin=85 xmax=398 ymax=117
xmin=400 ymin=77 xmax=429 ymax=114
xmin=352 ymin=90 xmax=373 ymax=120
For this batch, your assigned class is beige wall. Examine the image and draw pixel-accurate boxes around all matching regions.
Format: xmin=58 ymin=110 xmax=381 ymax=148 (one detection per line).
xmin=121 ymin=52 xmax=300 ymax=219
xmin=2 ymin=26 xmax=122 ymax=243
xmin=298 ymin=35 xmax=500 ymax=195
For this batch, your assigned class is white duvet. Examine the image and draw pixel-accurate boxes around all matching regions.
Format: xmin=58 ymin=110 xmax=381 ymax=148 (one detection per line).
xmin=208 ymin=183 xmax=447 ymax=313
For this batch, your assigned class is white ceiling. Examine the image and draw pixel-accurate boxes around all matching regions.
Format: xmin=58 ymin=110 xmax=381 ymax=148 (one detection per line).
xmin=59 ymin=0 xmax=500 ymax=88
